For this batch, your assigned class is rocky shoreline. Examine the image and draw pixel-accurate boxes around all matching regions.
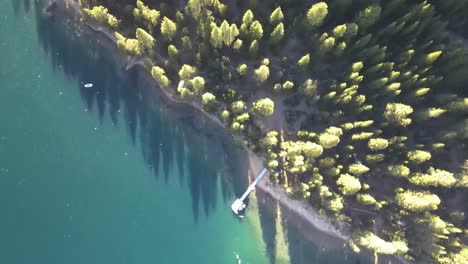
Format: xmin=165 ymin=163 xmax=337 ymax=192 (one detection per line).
xmin=49 ymin=1 xmax=405 ymax=263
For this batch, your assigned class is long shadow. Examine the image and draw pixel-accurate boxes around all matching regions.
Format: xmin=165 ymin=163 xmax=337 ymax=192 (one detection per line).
xmin=32 ymin=1 xmax=250 ymax=222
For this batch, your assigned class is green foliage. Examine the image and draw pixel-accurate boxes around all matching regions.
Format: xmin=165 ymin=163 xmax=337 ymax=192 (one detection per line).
xmin=387 ymin=164 xmax=410 ymax=178
xmin=301 ymin=79 xmax=318 ymax=97
xmin=237 ymin=64 xmax=248 ymax=76
xmin=333 ymin=24 xmax=347 ymax=39
xmin=249 ymin=40 xmax=259 ymax=55
xmin=270 ymin=23 xmax=284 ymax=44
xmin=190 ymin=76 xmax=205 ymax=95
xmin=168 ymin=45 xmax=179 ymax=58
xmin=151 ymin=66 xmax=170 ymax=88
xmin=368 ymin=138 xmax=389 ymax=151
xmin=358 ymin=232 xmax=408 ymax=255
xmin=136 ymin=28 xmax=155 ymax=52
xmin=409 ymin=167 xmax=456 ymax=188
xmin=318 ymin=133 xmax=340 ymax=149
xmin=348 ymin=164 xmax=369 ymax=175
xmin=254 ymin=65 xmax=269 ymax=83
xmin=233 ymin=39 xmax=243 ymax=50
xmin=262 ymin=131 xmax=279 ymax=147
xmin=302 ymin=142 xmax=323 ymax=159
xmin=297 ymin=54 xmax=310 ymax=67
xmin=306 ymin=2 xmax=328 ymax=28
xmin=249 ymin=21 xmax=263 ymax=40
xmin=396 ymin=190 xmax=441 ymax=212
xmin=425 ymin=51 xmax=442 ymax=65
xmin=231 ymin=100 xmax=246 ymax=113
xmin=356 ymin=194 xmax=378 ymax=207
xmin=84 ymin=6 xmax=119 ymax=28
xmin=270 ymin=7 xmax=284 ymax=25
xmin=252 ymin=98 xmax=275 ymax=117
xmin=337 ymin=173 xmax=361 ymax=195
xmin=135 ymin=0 xmax=160 ymax=27
xmin=179 ymin=64 xmax=196 ymax=80
xmin=384 ymin=103 xmax=413 ymax=127
xmin=407 ymin=150 xmax=432 ymax=164
xmin=115 ymin=32 xmax=141 ymax=56
xmin=210 ymin=26 xmax=223 ymax=48
xmin=202 ymin=92 xmax=216 ymax=106
xmin=282 ymin=81 xmax=294 ymax=90
xmin=221 ymin=109 xmax=229 ymax=123
xmin=242 ymin=10 xmax=254 ymax=26
xmin=356 ymin=4 xmax=382 ymax=31
xmin=160 ymin=17 xmax=177 ymax=41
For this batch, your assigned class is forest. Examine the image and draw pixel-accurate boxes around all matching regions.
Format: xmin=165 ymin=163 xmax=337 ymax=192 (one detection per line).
xmin=77 ymin=0 xmax=467 ymax=263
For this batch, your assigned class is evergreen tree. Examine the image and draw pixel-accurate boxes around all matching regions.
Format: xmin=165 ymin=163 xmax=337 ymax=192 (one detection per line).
xmin=270 ymin=7 xmax=284 ymax=25
xmin=318 ymin=133 xmax=340 ymax=149
xmin=248 ymin=39 xmax=258 ymax=56
xmin=409 ymin=168 xmax=456 ymax=188
xmin=190 ymin=76 xmax=205 ymax=95
xmin=254 ymin=65 xmax=269 ymax=83
xmin=179 ymin=64 xmax=196 ymax=80
xmin=160 ymin=17 xmax=177 ymax=41
xmin=242 ymin=9 xmax=254 ymax=26
xmin=168 ymin=45 xmax=178 ymax=58
xmin=396 ymin=190 xmax=441 ymax=212
xmin=356 ymin=4 xmax=382 ymax=31
xmin=202 ymin=92 xmax=216 ymax=106
xmin=297 ymin=54 xmax=310 ymax=67
xmin=210 ymin=25 xmax=223 ymax=48
xmin=384 ymin=103 xmax=413 ymax=127
xmin=306 ymin=2 xmax=328 ymax=28
xmin=136 ymin=28 xmax=155 ymax=52
xmin=368 ymin=138 xmax=389 ymax=151
xmin=252 ymin=98 xmax=275 ymax=117
xmin=270 ymin=23 xmax=284 ymax=44
xmin=337 ymin=173 xmax=361 ymax=195
xmin=249 ymin=21 xmax=263 ymax=40
xmin=407 ymin=150 xmax=432 ymax=164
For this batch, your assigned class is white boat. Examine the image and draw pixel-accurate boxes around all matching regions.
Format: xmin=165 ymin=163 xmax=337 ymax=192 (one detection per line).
xmin=84 ymin=83 xmax=93 ymax=88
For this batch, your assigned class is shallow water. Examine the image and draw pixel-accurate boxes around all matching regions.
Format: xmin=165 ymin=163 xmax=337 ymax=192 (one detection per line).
xmin=0 ymin=1 xmax=366 ymax=264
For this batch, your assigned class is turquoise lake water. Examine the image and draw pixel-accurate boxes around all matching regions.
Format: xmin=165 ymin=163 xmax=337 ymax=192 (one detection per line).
xmin=0 ymin=1 xmax=366 ymax=263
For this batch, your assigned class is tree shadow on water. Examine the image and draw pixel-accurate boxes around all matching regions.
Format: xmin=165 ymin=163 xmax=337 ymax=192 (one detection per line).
xmin=33 ymin=2 xmax=250 ymax=222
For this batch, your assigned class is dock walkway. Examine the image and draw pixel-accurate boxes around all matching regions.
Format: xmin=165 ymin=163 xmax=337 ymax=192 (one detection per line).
xmin=231 ymin=168 xmax=269 ymax=215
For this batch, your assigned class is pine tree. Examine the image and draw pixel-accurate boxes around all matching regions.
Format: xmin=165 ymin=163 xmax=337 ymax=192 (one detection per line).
xmin=270 ymin=7 xmax=284 ymax=25
xmin=298 ymin=54 xmax=310 ymax=67
xmin=160 ymin=17 xmax=177 ymax=41
xmin=136 ymin=28 xmax=155 ymax=52
xmin=270 ymin=23 xmax=284 ymax=44
xmin=384 ymin=103 xmax=413 ymax=127
xmin=151 ymin=66 xmax=170 ymax=88
xmin=249 ymin=21 xmax=263 ymax=40
xmin=135 ymin=0 xmax=160 ymax=27
xmin=306 ymin=2 xmax=328 ymax=28
xmin=252 ymin=98 xmax=275 ymax=117
xmin=190 ymin=76 xmax=205 ymax=95
xmin=333 ymin=24 xmax=347 ymax=39
xmin=396 ymin=190 xmax=441 ymax=212
xmin=249 ymin=40 xmax=259 ymax=55
xmin=242 ymin=9 xmax=254 ymax=26
xmin=407 ymin=150 xmax=432 ymax=164
xmin=409 ymin=168 xmax=456 ymax=187
xmin=210 ymin=26 xmax=223 ymax=48
xmin=318 ymin=133 xmax=340 ymax=149
xmin=356 ymin=4 xmax=382 ymax=31
xmin=168 ymin=45 xmax=178 ymax=58
xmin=254 ymin=65 xmax=269 ymax=83
xmin=337 ymin=173 xmax=361 ymax=195
xmin=202 ymin=92 xmax=216 ymax=106
xmin=179 ymin=64 xmax=196 ymax=80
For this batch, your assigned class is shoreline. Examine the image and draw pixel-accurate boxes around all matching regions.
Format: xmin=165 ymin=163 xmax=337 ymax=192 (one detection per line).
xmin=50 ymin=1 xmax=406 ymax=262
xmin=55 ymin=0 xmax=349 ymax=247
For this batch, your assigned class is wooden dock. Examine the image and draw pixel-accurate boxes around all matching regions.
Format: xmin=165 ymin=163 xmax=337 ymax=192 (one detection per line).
xmin=231 ymin=168 xmax=269 ymax=215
